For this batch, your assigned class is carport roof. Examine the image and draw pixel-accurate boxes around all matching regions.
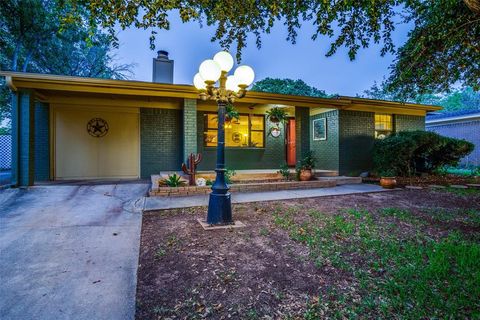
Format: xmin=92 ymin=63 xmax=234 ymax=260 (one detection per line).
xmin=1 ymin=71 xmax=442 ymax=112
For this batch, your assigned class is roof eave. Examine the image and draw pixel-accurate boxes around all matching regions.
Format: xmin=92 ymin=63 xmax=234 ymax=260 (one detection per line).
xmin=0 ymin=71 xmax=442 ymax=112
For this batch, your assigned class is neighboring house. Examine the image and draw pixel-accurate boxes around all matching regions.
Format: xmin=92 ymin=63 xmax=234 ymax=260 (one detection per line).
xmin=426 ymin=110 xmax=480 ymax=167
xmin=0 ymin=53 xmax=441 ymax=187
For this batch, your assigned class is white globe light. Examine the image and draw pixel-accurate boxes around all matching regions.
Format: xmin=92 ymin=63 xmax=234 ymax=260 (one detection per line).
xmin=213 ymin=51 xmax=234 ymax=72
xmin=225 ymin=75 xmax=239 ymax=92
xmin=199 ymin=59 xmax=221 ymax=82
xmin=234 ymin=65 xmax=255 ymax=86
xmin=193 ymin=73 xmax=206 ymax=90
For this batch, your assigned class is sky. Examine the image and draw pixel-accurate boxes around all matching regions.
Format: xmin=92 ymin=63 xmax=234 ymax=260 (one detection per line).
xmin=114 ymin=13 xmax=413 ymax=97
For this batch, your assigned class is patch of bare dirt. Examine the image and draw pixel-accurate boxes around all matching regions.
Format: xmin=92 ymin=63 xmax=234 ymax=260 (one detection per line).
xmin=135 ymin=189 xmax=480 ymax=319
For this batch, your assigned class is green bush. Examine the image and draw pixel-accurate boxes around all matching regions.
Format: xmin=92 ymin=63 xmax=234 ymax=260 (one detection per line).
xmin=373 ymin=131 xmax=474 ymax=176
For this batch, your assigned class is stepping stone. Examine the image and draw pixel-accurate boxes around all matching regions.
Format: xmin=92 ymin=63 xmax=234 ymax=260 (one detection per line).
xmin=428 ymin=185 xmax=446 ymax=189
xmin=450 ymin=185 xmax=468 ymax=189
xmin=466 ymin=184 xmax=480 ymax=189
xmin=405 ymin=185 xmax=423 ymax=190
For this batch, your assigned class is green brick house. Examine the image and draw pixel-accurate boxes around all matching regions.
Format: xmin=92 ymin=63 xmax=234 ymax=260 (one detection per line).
xmin=1 ymin=71 xmax=440 ymax=187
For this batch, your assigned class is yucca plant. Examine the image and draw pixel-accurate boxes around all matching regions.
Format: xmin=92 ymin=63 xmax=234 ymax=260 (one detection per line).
xmin=162 ymin=173 xmax=186 ymax=187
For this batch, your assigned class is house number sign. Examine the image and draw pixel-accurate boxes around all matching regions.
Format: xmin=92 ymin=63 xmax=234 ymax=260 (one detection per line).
xmin=87 ymin=118 xmax=109 ymax=138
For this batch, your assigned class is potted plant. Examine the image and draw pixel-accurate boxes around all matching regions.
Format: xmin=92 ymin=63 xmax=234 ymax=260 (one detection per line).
xmin=297 ymin=151 xmax=316 ymax=181
xmin=266 ymin=106 xmax=288 ymax=124
xmin=379 ymin=169 xmax=397 ymax=189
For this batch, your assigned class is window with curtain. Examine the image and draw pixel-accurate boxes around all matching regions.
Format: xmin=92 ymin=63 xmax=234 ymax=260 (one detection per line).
xmin=375 ymin=114 xmax=393 ymax=139
xmin=203 ymin=113 xmax=265 ymax=148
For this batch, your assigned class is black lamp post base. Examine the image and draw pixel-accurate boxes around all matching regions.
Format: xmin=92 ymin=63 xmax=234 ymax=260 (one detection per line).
xmin=206 ymin=192 xmax=233 ymax=225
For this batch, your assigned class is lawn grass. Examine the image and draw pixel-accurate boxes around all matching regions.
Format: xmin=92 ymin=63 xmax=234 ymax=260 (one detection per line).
xmin=272 ymin=205 xmax=480 ymax=319
xmin=136 ymin=190 xmax=480 ymax=319
xmin=441 ymin=186 xmax=480 ymax=197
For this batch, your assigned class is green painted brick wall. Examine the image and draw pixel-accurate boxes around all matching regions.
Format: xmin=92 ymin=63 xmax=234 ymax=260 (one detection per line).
xmin=339 ymin=110 xmax=375 ymax=175
xmin=395 ymin=114 xmax=425 ymax=132
xmin=140 ymin=108 xmax=182 ymax=178
xmin=183 ymin=99 xmax=197 ymax=162
xmin=295 ymin=107 xmax=310 ymax=161
xmin=310 ymin=110 xmax=339 ymax=171
xmin=34 ymin=102 xmax=50 ymax=181
xmin=196 ymin=111 xmax=286 ymax=170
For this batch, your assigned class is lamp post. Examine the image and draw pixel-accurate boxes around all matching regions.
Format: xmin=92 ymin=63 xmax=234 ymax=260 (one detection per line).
xmin=193 ymin=51 xmax=255 ymax=225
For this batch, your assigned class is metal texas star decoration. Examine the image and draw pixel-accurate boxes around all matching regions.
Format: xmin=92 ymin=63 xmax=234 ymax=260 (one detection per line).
xmin=87 ymin=118 xmax=109 ymax=138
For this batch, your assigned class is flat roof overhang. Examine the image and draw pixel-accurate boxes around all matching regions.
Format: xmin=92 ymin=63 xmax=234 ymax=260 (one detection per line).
xmin=1 ymin=71 xmax=442 ymax=113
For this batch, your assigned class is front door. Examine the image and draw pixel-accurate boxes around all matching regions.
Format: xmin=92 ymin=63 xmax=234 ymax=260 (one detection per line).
xmin=286 ymin=118 xmax=296 ymax=166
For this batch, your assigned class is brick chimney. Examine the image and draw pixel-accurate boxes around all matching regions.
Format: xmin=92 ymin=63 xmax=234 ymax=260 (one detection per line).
xmin=152 ymin=50 xmax=174 ymax=84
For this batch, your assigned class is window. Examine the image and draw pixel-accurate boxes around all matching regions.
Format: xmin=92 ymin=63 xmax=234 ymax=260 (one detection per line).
xmin=204 ymin=113 xmax=265 ymax=148
xmin=375 ymin=114 xmax=393 ymax=139
xmin=313 ymin=118 xmax=327 ymax=141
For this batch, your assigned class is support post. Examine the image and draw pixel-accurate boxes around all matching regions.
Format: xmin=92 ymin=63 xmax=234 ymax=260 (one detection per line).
xmin=11 ymin=91 xmax=35 ymax=187
xmin=295 ymin=106 xmax=311 ymax=163
xmin=183 ymin=98 xmax=198 ymax=162
xmin=10 ymin=93 xmax=19 ymax=187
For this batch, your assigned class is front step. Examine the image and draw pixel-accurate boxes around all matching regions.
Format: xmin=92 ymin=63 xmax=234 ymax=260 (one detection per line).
xmin=322 ymin=176 xmax=362 ymax=185
xmin=314 ymin=170 xmax=339 ymax=177
xmin=197 ymin=170 xmax=282 ymax=183
xmin=197 ymin=169 xmax=339 ymax=181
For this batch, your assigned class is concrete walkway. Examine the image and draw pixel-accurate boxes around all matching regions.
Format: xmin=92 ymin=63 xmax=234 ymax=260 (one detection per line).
xmin=0 ymin=183 xmax=149 ymax=320
xmin=144 ymin=183 xmax=392 ymax=211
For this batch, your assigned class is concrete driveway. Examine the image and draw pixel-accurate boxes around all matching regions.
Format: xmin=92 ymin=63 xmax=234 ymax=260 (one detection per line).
xmin=0 ymin=183 xmax=149 ymax=320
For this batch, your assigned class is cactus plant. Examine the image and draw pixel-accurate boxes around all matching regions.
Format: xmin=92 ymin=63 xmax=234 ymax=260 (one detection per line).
xmin=181 ymin=153 xmax=203 ymax=186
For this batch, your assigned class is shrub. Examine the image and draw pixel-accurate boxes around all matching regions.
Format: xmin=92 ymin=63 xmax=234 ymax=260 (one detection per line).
xmin=277 ymin=162 xmax=291 ymax=180
xmin=373 ymin=131 xmax=474 ymax=176
xmin=225 ymin=168 xmax=236 ymax=184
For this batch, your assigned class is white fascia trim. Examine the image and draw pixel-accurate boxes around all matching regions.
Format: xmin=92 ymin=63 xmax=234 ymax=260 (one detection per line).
xmin=426 ymin=113 xmax=480 ymax=125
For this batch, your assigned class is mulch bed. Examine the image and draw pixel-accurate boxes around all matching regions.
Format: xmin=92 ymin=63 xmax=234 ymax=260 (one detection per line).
xmin=135 ymin=189 xmax=480 ymax=319
xmin=363 ymin=174 xmax=480 ymax=187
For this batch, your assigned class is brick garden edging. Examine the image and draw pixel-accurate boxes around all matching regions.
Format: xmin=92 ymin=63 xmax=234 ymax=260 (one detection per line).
xmin=149 ymin=179 xmax=337 ymax=197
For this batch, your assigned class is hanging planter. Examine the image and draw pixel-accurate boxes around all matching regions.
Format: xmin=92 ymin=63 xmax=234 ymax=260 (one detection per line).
xmin=266 ymin=107 xmax=288 ymax=124
xmin=213 ymin=103 xmax=240 ymax=123
xmin=225 ymin=103 xmax=240 ymax=123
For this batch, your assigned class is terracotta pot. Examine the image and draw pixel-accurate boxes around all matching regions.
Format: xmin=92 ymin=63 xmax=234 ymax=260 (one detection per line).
xmin=380 ymin=177 xmax=397 ymax=189
xmin=299 ymin=169 xmax=313 ymax=181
